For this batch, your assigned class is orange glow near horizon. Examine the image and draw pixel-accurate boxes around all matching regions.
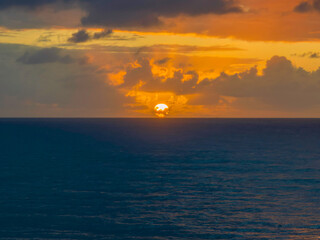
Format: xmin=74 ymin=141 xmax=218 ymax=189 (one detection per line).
xmin=2 ymin=0 xmax=320 ymax=117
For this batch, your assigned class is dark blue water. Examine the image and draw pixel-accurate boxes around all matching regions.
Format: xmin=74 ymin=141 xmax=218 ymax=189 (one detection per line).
xmin=1 ymin=119 xmax=320 ymax=239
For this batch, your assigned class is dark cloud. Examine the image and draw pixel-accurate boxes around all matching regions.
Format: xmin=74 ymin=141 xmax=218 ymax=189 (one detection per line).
xmin=293 ymin=52 xmax=320 ymax=58
xmin=0 ymin=2 xmax=86 ymax=29
xmin=310 ymin=53 xmax=320 ymax=58
xmin=294 ymin=0 xmax=320 ymax=12
xmin=0 ymin=0 xmax=74 ymax=9
xmin=294 ymin=1 xmax=313 ymax=12
xmin=68 ymin=29 xmax=90 ymax=43
xmin=80 ymin=0 xmax=244 ymax=27
xmin=93 ymin=29 xmax=113 ymax=39
xmin=68 ymin=29 xmax=113 ymax=43
xmin=0 ymin=0 xmax=244 ymax=28
xmin=155 ymin=57 xmax=171 ymax=65
xmin=17 ymin=48 xmax=74 ymax=64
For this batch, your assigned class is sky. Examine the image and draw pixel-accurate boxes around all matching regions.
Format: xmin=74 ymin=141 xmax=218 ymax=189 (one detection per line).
xmin=2 ymin=0 xmax=320 ymax=117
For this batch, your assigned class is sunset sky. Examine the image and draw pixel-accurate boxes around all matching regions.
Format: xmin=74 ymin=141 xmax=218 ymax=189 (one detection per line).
xmin=2 ymin=0 xmax=320 ymax=117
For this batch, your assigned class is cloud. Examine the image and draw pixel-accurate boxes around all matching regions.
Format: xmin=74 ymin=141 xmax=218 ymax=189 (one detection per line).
xmin=155 ymin=57 xmax=171 ymax=65
xmin=0 ymin=4 xmax=85 ymax=29
xmin=1 ymin=1 xmax=320 ymax=42
xmin=120 ymin=56 xmax=320 ymax=112
xmin=122 ymin=58 xmax=199 ymax=95
xmin=80 ymin=0 xmax=244 ymax=27
xmin=294 ymin=1 xmax=312 ymax=12
xmin=195 ymin=56 xmax=320 ymax=110
xmin=310 ymin=53 xmax=320 ymax=58
xmin=0 ymin=0 xmax=56 ymax=9
xmin=16 ymin=47 xmax=78 ymax=64
xmin=68 ymin=29 xmax=90 ymax=43
xmin=121 ymin=58 xmax=155 ymax=88
xmin=4 ymin=43 xmax=320 ymax=117
xmin=293 ymin=52 xmax=320 ymax=58
xmin=68 ymin=29 xmax=113 ymax=43
xmin=0 ymin=0 xmax=244 ymax=28
xmin=294 ymin=0 xmax=320 ymax=12
xmin=0 ymin=43 xmax=127 ymax=117
xmin=93 ymin=29 xmax=113 ymax=39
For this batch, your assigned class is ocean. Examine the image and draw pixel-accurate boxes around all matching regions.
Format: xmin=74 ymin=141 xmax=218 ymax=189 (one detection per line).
xmin=1 ymin=118 xmax=320 ymax=239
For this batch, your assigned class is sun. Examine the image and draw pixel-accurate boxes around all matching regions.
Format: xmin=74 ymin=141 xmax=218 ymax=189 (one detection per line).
xmin=154 ymin=103 xmax=169 ymax=118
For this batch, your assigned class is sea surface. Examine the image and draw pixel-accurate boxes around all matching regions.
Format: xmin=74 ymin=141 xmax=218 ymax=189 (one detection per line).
xmin=1 ymin=118 xmax=320 ymax=239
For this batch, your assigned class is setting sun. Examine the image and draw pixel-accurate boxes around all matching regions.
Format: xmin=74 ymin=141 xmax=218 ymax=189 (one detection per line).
xmin=154 ymin=103 xmax=169 ymax=118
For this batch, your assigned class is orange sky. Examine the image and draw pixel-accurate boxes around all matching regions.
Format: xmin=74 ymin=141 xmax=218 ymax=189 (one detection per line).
xmin=1 ymin=0 xmax=320 ymax=117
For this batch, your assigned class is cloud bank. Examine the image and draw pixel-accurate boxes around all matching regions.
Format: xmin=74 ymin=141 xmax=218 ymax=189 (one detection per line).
xmin=80 ymin=0 xmax=243 ymax=27
xmin=0 ymin=0 xmax=243 ymax=28
xmin=121 ymin=56 xmax=320 ymax=112
xmin=2 ymin=42 xmax=320 ymax=117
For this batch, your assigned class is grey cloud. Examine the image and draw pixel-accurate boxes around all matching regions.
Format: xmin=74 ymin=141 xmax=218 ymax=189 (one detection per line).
xmin=0 ymin=4 xmax=85 ymax=29
xmin=93 ymin=29 xmax=113 ymax=39
xmin=68 ymin=29 xmax=113 ymax=43
xmin=0 ymin=43 xmax=127 ymax=117
xmin=80 ymin=0 xmax=244 ymax=27
xmin=293 ymin=52 xmax=320 ymax=58
xmin=122 ymin=58 xmax=155 ymax=88
xmin=16 ymin=47 xmax=86 ymax=65
xmin=310 ymin=53 xmax=320 ymax=58
xmin=68 ymin=29 xmax=90 ymax=43
xmin=294 ymin=0 xmax=320 ymax=12
xmin=0 ymin=0 xmax=76 ymax=10
xmin=294 ymin=1 xmax=313 ymax=12
xmin=0 ymin=0 xmax=244 ymax=28
xmin=196 ymin=56 xmax=320 ymax=110
xmin=0 ymin=7 xmax=47 ymax=29
xmin=121 ymin=58 xmax=198 ymax=95
xmin=155 ymin=57 xmax=171 ymax=65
